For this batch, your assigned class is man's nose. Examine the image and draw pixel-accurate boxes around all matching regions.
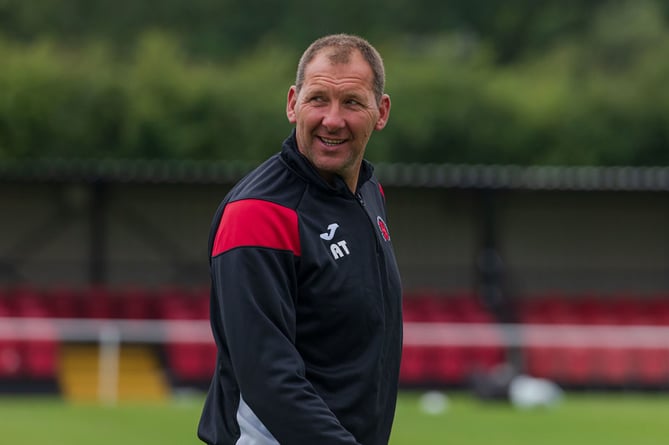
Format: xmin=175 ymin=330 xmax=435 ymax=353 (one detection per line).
xmin=321 ymin=104 xmax=346 ymax=131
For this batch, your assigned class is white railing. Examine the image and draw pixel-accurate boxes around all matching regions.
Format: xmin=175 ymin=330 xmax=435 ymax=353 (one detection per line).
xmin=402 ymin=322 xmax=669 ymax=348
xmin=0 ymin=317 xmax=213 ymax=405
xmin=3 ymin=318 xmax=669 ymax=403
xmin=0 ymin=317 xmax=213 ymax=343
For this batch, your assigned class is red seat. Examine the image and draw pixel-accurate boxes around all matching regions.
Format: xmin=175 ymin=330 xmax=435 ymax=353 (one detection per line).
xmin=11 ymin=288 xmax=48 ymax=318
xmin=201 ymin=341 xmax=217 ymax=378
xmin=193 ymin=295 xmax=210 ymax=320
xmin=163 ymin=292 xmax=213 ymax=380
xmin=161 ymin=297 xmax=196 ymax=320
xmin=525 ymin=345 xmax=556 ymax=379
xmin=158 ymin=287 xmax=199 ymax=320
xmin=166 ymin=339 xmax=215 ymax=381
xmin=0 ymin=339 xmax=22 ymax=377
xmin=22 ymin=320 xmax=59 ymax=378
xmin=427 ymin=345 xmax=467 ymax=384
xmin=116 ymin=287 xmax=156 ymax=319
xmin=593 ymin=347 xmax=633 ymax=385
xmin=635 ymin=348 xmax=669 ymax=385
xmin=466 ymin=345 xmax=505 ymax=372
xmin=450 ymin=296 xmax=493 ymax=323
xmin=0 ymin=303 xmax=22 ymax=377
xmin=521 ymin=295 xmax=576 ymax=324
xmin=402 ymin=303 xmax=423 ymax=322
xmin=611 ymin=298 xmax=649 ymax=325
xmin=645 ymin=300 xmax=669 ymax=325
xmin=43 ymin=287 xmax=82 ymax=318
xmin=399 ymin=345 xmax=431 ymax=384
xmin=82 ymin=287 xmax=116 ymax=319
xmin=167 ymin=343 xmax=205 ymax=380
xmin=554 ymin=346 xmax=593 ymax=384
xmin=412 ymin=293 xmax=449 ymax=322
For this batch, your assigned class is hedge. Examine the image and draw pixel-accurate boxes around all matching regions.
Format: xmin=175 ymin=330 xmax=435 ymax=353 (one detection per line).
xmin=1 ymin=3 xmax=668 ymax=166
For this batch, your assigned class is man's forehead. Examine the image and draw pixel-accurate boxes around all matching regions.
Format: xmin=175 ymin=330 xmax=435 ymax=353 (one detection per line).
xmin=322 ymin=46 xmax=354 ymax=64
xmin=304 ymin=49 xmax=371 ymax=78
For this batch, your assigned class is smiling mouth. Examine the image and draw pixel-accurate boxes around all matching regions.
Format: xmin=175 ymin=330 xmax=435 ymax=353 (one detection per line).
xmin=319 ymin=136 xmax=347 ymax=146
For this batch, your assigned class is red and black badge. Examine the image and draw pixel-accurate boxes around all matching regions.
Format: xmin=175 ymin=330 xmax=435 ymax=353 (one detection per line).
xmin=376 ymin=216 xmax=391 ymax=241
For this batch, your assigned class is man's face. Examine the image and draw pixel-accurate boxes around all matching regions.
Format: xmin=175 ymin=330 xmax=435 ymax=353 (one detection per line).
xmin=286 ymin=49 xmax=390 ymax=191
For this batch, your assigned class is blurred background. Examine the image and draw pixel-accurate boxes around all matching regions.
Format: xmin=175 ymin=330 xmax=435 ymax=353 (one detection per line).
xmin=2 ymin=0 xmax=669 ymax=443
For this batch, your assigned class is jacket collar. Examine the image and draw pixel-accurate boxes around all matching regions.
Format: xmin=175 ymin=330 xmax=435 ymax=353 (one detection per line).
xmin=280 ymin=129 xmax=374 ymax=196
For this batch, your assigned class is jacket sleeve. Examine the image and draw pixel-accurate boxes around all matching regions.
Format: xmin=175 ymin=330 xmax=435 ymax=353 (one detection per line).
xmin=210 ymin=198 xmax=361 ymax=445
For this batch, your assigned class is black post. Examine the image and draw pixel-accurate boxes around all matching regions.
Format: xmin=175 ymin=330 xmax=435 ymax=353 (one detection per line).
xmin=476 ymin=189 xmax=523 ymax=372
xmin=89 ymin=181 xmax=108 ymax=286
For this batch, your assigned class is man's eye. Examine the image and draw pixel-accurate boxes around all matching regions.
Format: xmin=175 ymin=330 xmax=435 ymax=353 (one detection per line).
xmin=310 ymin=96 xmax=325 ymax=103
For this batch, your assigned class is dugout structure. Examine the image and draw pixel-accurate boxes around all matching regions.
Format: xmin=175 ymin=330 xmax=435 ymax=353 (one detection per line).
xmin=1 ymin=160 xmax=668 ymax=295
xmin=2 ymin=160 xmax=669 ymax=392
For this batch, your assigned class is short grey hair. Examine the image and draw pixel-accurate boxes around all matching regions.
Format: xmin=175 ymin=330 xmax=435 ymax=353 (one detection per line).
xmin=295 ymin=34 xmax=386 ymax=104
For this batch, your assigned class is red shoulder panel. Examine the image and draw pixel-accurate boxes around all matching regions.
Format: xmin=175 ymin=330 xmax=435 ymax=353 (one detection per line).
xmin=212 ymin=199 xmax=301 ymax=257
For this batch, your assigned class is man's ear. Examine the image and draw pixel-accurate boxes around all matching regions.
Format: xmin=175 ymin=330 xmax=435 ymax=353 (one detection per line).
xmin=286 ymin=86 xmax=298 ymax=124
xmin=374 ymin=94 xmax=391 ymax=131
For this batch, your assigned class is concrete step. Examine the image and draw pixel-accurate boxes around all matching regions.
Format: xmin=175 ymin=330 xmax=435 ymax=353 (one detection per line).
xmin=59 ymin=344 xmax=170 ymax=403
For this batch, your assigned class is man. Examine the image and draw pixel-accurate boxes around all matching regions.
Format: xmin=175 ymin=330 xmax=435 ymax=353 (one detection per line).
xmin=198 ymin=34 xmax=403 ymax=445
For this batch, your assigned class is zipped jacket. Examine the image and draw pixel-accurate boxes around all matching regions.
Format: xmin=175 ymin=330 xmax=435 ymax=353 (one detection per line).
xmin=198 ymin=130 xmax=403 ymax=445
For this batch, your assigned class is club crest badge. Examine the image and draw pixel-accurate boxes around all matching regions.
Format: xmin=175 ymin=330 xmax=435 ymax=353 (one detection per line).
xmin=377 ymin=216 xmax=391 ymax=241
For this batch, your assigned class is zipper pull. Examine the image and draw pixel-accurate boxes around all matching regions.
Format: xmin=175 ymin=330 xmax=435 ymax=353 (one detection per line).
xmin=355 ymin=192 xmax=365 ymax=206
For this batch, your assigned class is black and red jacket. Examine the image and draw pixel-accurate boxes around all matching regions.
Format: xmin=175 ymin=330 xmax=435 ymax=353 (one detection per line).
xmin=198 ymin=131 xmax=403 ymax=445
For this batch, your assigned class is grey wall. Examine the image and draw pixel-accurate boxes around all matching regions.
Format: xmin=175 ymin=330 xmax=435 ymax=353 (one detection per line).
xmin=384 ymin=187 xmax=479 ymax=292
xmin=497 ymin=190 xmax=669 ymax=295
xmin=2 ymin=182 xmax=668 ymax=296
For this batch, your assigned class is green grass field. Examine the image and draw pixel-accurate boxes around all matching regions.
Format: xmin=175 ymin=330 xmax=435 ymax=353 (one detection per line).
xmin=1 ymin=391 xmax=668 ymax=444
